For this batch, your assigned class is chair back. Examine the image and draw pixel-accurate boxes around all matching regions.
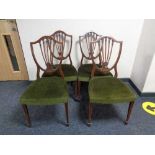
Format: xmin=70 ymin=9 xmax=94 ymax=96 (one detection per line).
xmin=51 ymin=30 xmax=73 ymax=65
xmin=30 ymin=36 xmax=64 ymax=79
xmin=79 ymin=32 xmax=102 ymax=65
xmin=90 ymin=36 xmax=123 ymax=77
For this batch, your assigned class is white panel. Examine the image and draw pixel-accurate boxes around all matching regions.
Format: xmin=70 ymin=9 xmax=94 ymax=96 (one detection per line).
xmin=143 ymin=54 xmax=155 ymax=92
xmin=131 ymin=19 xmax=155 ymax=92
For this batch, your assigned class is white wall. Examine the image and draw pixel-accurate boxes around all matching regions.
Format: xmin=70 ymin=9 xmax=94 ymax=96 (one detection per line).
xmin=143 ymin=54 xmax=155 ymax=92
xmin=17 ymin=19 xmax=143 ymax=80
xmin=131 ymin=19 xmax=155 ymax=92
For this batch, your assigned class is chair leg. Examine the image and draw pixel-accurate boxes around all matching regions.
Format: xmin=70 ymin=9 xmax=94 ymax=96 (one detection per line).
xmin=75 ymin=80 xmax=78 ymax=97
xmin=88 ymin=102 xmax=93 ymax=127
xmin=22 ymin=104 xmax=31 ymax=127
xmin=125 ymin=101 xmax=134 ymax=125
xmin=77 ymin=80 xmax=81 ymax=98
xmin=74 ymin=80 xmax=81 ymax=101
xmin=64 ymin=102 xmax=69 ymax=127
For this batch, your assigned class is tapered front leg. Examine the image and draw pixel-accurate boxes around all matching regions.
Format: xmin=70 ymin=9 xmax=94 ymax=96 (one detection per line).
xmin=125 ymin=101 xmax=135 ymax=125
xmin=22 ymin=104 xmax=31 ymax=127
xmin=88 ymin=102 xmax=93 ymax=127
xmin=64 ymin=102 xmax=69 ymax=127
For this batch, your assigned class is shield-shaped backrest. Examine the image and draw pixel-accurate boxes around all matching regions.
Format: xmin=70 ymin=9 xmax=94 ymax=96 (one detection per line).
xmin=79 ymin=32 xmax=102 ymax=64
xmin=90 ymin=36 xmax=123 ymax=77
xmin=30 ymin=36 xmax=64 ymax=79
xmin=51 ymin=30 xmax=72 ymax=64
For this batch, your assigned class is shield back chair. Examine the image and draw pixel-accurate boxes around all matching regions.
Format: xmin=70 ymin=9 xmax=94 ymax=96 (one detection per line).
xmin=51 ymin=30 xmax=78 ymax=96
xmin=88 ymin=36 xmax=137 ymax=126
xmin=20 ymin=36 xmax=69 ymax=127
xmin=78 ymin=32 xmax=112 ymax=98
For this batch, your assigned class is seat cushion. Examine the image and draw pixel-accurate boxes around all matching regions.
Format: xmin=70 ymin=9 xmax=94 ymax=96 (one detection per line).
xmin=20 ymin=77 xmax=68 ymax=105
xmin=61 ymin=64 xmax=77 ymax=81
xmin=89 ymin=77 xmax=137 ymax=104
xmin=78 ymin=64 xmax=113 ymax=82
xmin=55 ymin=64 xmax=77 ymax=82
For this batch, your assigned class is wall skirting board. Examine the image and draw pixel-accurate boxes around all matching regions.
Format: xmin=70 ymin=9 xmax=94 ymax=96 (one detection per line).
xmin=121 ymin=78 xmax=155 ymax=97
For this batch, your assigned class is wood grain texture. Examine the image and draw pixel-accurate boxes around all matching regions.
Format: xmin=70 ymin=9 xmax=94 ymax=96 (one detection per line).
xmin=0 ymin=20 xmax=28 ymax=81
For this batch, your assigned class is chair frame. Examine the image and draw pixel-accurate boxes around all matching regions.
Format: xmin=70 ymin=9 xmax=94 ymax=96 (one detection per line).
xmin=87 ymin=36 xmax=135 ymax=126
xmin=51 ymin=30 xmax=78 ymax=98
xmin=21 ymin=36 xmax=69 ymax=127
xmin=33 ymin=36 xmax=65 ymax=77
xmin=79 ymin=32 xmax=102 ymax=66
xmin=51 ymin=30 xmax=73 ymax=65
xmin=90 ymin=36 xmax=123 ymax=78
xmin=77 ymin=32 xmax=102 ymax=97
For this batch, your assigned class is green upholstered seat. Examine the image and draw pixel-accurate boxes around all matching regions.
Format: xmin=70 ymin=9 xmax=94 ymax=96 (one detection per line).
xmin=78 ymin=64 xmax=113 ymax=82
xmin=42 ymin=64 xmax=77 ymax=82
xmin=54 ymin=64 xmax=77 ymax=82
xmin=20 ymin=77 xmax=68 ymax=105
xmin=89 ymin=76 xmax=137 ymax=104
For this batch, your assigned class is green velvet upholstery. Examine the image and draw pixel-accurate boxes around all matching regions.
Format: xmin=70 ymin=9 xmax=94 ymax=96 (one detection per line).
xmin=55 ymin=64 xmax=77 ymax=82
xmin=78 ymin=64 xmax=113 ymax=82
xmin=42 ymin=64 xmax=77 ymax=82
xmin=20 ymin=77 xmax=68 ymax=105
xmin=89 ymin=76 xmax=137 ymax=104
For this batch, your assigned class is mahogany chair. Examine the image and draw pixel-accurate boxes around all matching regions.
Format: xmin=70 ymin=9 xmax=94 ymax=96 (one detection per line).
xmin=78 ymin=32 xmax=112 ymax=97
xmin=88 ymin=36 xmax=137 ymax=126
xmin=51 ymin=30 xmax=77 ymax=95
xmin=20 ymin=36 xmax=69 ymax=127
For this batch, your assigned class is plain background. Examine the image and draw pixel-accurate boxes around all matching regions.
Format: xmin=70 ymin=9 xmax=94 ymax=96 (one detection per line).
xmin=0 ymin=0 xmax=155 ymax=155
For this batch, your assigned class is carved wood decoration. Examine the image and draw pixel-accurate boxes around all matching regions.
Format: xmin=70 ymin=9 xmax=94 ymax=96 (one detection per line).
xmin=79 ymin=32 xmax=102 ymax=65
xmin=51 ymin=30 xmax=73 ymax=65
xmin=90 ymin=36 xmax=123 ymax=78
xmin=30 ymin=36 xmax=64 ymax=79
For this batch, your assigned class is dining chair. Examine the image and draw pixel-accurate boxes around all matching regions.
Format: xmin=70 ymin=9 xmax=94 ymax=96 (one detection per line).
xmin=51 ymin=30 xmax=78 ymax=96
xmin=88 ymin=36 xmax=137 ymax=126
xmin=78 ymin=32 xmax=112 ymax=97
xmin=20 ymin=36 xmax=69 ymax=127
